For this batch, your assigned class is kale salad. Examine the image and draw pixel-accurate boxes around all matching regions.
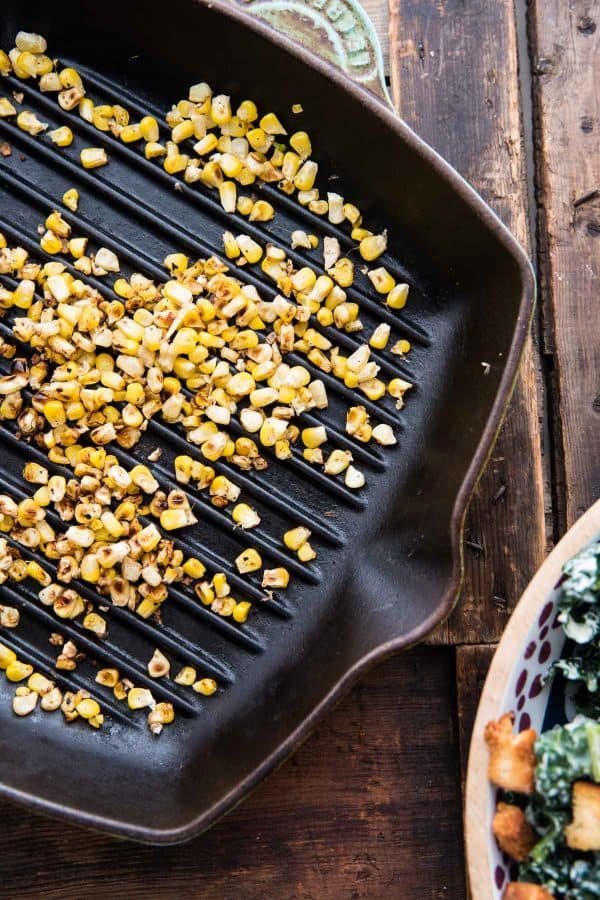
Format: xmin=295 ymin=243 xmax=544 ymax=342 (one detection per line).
xmin=486 ymin=541 xmax=600 ymax=900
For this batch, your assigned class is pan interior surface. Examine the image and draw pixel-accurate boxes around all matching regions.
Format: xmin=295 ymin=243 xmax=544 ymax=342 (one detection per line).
xmin=0 ymin=0 xmax=532 ymax=841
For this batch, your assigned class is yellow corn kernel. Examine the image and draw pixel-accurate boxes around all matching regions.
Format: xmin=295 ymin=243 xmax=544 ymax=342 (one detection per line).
xmin=0 ymin=644 xmax=17 ymax=669
xmin=237 ymin=235 xmax=263 ymax=264
xmin=298 ymin=541 xmax=317 ymax=562
xmin=28 ymin=672 xmax=53 ymax=695
xmin=260 ymin=112 xmax=286 ymax=135
xmin=174 ymin=666 xmax=197 ymax=686
xmin=359 ymin=233 xmax=387 ymax=261
xmin=283 ymin=525 xmax=311 ymax=551
xmin=368 ymin=267 xmax=395 ymax=294
xmin=160 ymin=508 xmax=197 ymax=531
xmin=127 ymin=687 xmax=154 ymax=710
xmin=0 ymin=51 xmax=11 ymax=77
xmin=301 ymin=425 xmax=327 ymax=449
xmin=289 ymin=131 xmax=311 ymax=159
xmin=369 ymin=323 xmax=391 ymax=349
xmin=120 ymin=123 xmax=143 ymax=143
xmin=360 ymin=378 xmax=386 ymax=401
xmin=235 ymin=548 xmax=262 ymax=574
xmin=68 ymin=237 xmax=88 ymax=258
xmin=231 ymin=503 xmax=260 ymax=529
xmin=83 ymin=612 xmax=107 ymax=636
xmin=183 ymin=557 xmax=207 ymax=579
xmin=48 ymin=125 xmax=73 ymax=147
xmin=40 ymin=230 xmax=63 ymax=255
xmin=233 ymin=601 xmax=251 ymax=623
xmin=294 ymin=160 xmax=318 ymax=191
xmin=76 ymin=697 xmax=101 ymax=720
xmin=211 ymin=94 xmax=232 ymax=125
xmin=17 ymin=110 xmax=47 ymax=135
xmin=386 ymin=283 xmax=409 ymax=309
xmin=43 ymin=400 xmax=66 ymax=426
xmin=236 ymin=195 xmax=254 ymax=216
xmin=249 ymin=200 xmax=275 ymax=222
xmin=262 ymin=567 xmax=290 ymax=589
xmin=388 ymin=377 xmax=413 ymax=402
xmin=96 ymin=668 xmax=119 ymax=687
xmin=80 ymin=148 xmax=108 ymax=169
xmin=193 ymin=678 xmax=217 ymax=696
xmin=6 ymin=660 xmax=34 ymax=682
xmin=145 ymin=141 xmax=166 ymax=159
xmin=0 ymin=97 xmax=16 ymax=118
xmin=219 ymin=180 xmax=237 ymax=213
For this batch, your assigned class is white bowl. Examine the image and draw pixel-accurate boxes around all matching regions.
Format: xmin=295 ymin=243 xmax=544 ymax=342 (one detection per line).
xmin=465 ymin=498 xmax=600 ymax=899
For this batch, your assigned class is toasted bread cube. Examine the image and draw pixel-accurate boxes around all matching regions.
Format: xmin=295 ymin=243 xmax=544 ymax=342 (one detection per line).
xmin=504 ymin=884 xmax=555 ymax=899
xmin=492 ymin=803 xmax=537 ymax=862
xmin=485 ymin=713 xmax=536 ymax=794
xmin=565 ymin=781 xmax=600 ymax=851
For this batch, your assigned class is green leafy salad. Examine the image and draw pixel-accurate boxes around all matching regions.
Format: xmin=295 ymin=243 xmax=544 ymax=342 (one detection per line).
xmin=487 ymin=540 xmax=600 ymax=899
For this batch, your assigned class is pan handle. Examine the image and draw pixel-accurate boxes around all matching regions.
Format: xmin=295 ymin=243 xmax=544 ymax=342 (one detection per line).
xmin=231 ymin=0 xmax=394 ymax=110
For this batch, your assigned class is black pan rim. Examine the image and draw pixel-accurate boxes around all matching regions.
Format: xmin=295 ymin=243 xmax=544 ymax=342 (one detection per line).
xmin=0 ymin=0 xmax=536 ymax=844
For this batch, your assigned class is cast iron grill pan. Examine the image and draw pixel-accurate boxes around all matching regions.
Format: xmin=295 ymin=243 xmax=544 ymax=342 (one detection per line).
xmin=0 ymin=0 xmax=534 ymax=842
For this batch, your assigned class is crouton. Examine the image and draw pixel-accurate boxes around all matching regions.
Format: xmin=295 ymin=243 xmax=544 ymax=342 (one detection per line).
xmin=485 ymin=713 xmax=537 ymax=794
xmin=565 ymin=781 xmax=600 ymax=851
xmin=504 ymin=884 xmax=554 ymax=899
xmin=492 ymin=802 xmax=537 ymax=861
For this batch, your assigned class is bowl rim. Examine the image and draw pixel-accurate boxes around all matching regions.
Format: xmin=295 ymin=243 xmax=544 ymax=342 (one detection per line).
xmin=465 ymin=497 xmax=600 ymax=899
xmin=0 ymin=0 xmax=536 ymax=843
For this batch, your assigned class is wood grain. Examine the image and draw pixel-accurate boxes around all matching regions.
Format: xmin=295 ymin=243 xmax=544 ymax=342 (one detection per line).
xmin=389 ymin=0 xmax=548 ymax=644
xmin=530 ymin=0 xmax=600 ymax=531
xmin=0 ymin=649 xmax=465 ymax=899
xmin=455 ymin=645 xmax=495 ymax=793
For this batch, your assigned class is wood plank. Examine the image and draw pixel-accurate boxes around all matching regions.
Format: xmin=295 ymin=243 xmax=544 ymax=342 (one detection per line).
xmin=455 ymin=644 xmax=495 ymax=793
xmin=362 ymin=0 xmax=390 ymax=76
xmin=389 ymin=0 xmax=548 ymax=643
xmin=529 ymin=0 xmax=600 ymax=531
xmin=0 ymin=649 xmax=465 ymax=899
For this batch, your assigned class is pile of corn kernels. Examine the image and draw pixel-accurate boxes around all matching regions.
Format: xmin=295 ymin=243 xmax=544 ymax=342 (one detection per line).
xmin=0 ymin=30 xmax=414 ymax=735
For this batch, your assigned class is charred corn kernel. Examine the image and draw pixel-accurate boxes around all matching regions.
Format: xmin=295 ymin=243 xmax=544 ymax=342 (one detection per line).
xmin=148 ymin=648 xmax=170 ymax=678
xmin=49 ymin=125 xmax=73 ymax=147
xmin=113 ymin=681 xmax=128 ymax=701
xmin=76 ymin=697 xmax=101 ymax=719
xmin=232 ymin=503 xmax=260 ymax=529
xmin=0 ymin=644 xmax=17 ymax=669
xmin=262 ymin=567 xmax=290 ymax=589
xmin=128 ymin=687 xmax=154 ymax=710
xmin=13 ymin=692 xmax=37 ymax=716
xmin=28 ymin=672 xmax=53 ymax=695
xmin=297 ymin=541 xmax=316 ymax=562
xmin=193 ymin=678 xmax=217 ymax=696
xmin=0 ymin=51 xmax=11 ymax=77
xmin=369 ymin=323 xmax=391 ymax=349
xmin=301 ymin=425 xmax=327 ymax=449
xmin=235 ymin=548 xmax=262 ymax=574
xmin=249 ymin=200 xmax=275 ymax=222
xmin=368 ymin=267 xmax=395 ymax=294
xmin=284 ymin=526 xmax=311 ymax=551
xmin=386 ymin=283 xmax=409 ymax=310
xmin=372 ymin=423 xmax=397 ymax=446
xmin=233 ymin=601 xmax=251 ymax=623
xmin=148 ymin=702 xmax=175 ymax=733
xmin=160 ymin=508 xmax=197 ymax=531
xmin=59 ymin=66 xmax=83 ymax=89
xmin=68 ymin=237 xmax=87 ymax=258
xmin=360 ymin=233 xmax=387 ymax=261
xmin=175 ymin=666 xmax=197 ymax=686
xmin=96 ymin=668 xmax=119 ymax=687
xmin=6 ymin=660 xmax=34 ymax=682
xmin=23 ymin=461 xmax=48 ymax=484
xmin=324 ymin=449 xmax=352 ymax=475
xmin=294 ymin=160 xmax=318 ymax=191
xmin=81 ymin=147 xmax=108 ymax=169
xmin=17 ymin=110 xmax=47 ymax=135
xmin=83 ymin=612 xmax=106 ymax=637
xmin=237 ymin=235 xmax=263 ymax=264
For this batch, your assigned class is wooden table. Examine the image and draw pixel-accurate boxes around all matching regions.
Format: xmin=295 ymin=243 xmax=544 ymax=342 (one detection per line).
xmin=2 ymin=2 xmax=599 ymax=897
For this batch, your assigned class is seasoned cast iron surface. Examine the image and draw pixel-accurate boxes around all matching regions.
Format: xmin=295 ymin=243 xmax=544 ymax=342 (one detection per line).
xmin=0 ymin=0 xmax=532 ymax=841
